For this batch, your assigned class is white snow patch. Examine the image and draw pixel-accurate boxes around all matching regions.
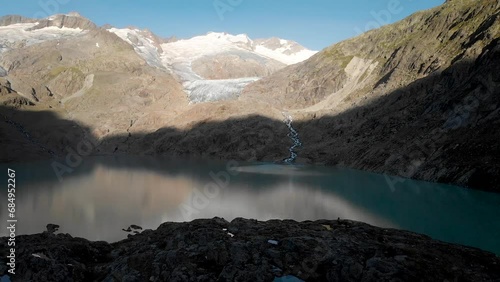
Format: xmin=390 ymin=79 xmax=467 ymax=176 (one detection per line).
xmin=254 ymin=45 xmax=317 ymax=65
xmin=160 ymin=32 xmax=254 ymax=64
xmin=31 ymin=253 xmax=50 ymax=260
xmin=0 ymin=23 xmax=86 ymax=53
xmin=96 ymin=42 xmax=99 ymax=48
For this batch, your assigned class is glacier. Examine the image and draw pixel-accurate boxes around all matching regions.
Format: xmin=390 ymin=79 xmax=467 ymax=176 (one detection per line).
xmin=108 ymin=29 xmax=318 ymax=104
xmin=0 ymin=23 xmax=86 ymax=53
xmin=184 ymin=77 xmax=260 ymax=103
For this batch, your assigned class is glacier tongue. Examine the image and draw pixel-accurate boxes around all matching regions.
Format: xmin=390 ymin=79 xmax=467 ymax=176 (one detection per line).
xmin=164 ymin=56 xmax=260 ymax=104
xmin=107 ymin=29 xmax=316 ymax=104
xmin=184 ymin=77 xmax=260 ymax=103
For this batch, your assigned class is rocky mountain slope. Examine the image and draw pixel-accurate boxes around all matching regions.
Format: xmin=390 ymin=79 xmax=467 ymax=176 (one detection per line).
xmin=1 ymin=0 xmax=499 ymax=191
xmin=0 ymin=13 xmax=295 ymax=163
xmin=107 ymin=29 xmax=317 ymax=102
xmin=242 ymin=0 xmax=500 ymax=190
xmin=0 ymin=14 xmax=191 ymax=162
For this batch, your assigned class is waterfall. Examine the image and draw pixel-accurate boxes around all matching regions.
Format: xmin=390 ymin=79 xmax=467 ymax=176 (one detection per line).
xmin=282 ymin=112 xmax=302 ymax=164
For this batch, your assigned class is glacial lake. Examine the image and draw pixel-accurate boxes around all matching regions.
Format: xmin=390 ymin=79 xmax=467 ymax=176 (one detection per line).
xmin=1 ymin=155 xmax=499 ymax=256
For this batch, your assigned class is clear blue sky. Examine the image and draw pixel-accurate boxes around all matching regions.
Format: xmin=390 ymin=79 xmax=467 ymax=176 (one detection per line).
xmin=1 ymin=0 xmax=444 ymax=50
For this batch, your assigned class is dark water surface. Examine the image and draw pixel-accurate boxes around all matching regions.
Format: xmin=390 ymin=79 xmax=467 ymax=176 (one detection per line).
xmin=1 ymin=156 xmax=499 ymax=255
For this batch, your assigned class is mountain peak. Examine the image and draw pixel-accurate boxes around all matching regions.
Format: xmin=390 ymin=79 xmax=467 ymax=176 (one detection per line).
xmin=65 ymin=11 xmax=83 ymax=18
xmin=204 ymin=32 xmax=252 ymax=44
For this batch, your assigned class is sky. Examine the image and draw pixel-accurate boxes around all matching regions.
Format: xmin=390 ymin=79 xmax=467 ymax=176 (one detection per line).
xmin=1 ymin=0 xmax=445 ymax=50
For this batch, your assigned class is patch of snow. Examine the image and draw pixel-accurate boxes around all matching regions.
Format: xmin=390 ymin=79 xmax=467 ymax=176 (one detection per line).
xmin=268 ymin=240 xmax=279 ymax=245
xmin=227 ymin=232 xmax=235 ymax=237
xmin=254 ymin=45 xmax=317 ymax=65
xmin=160 ymin=32 xmax=254 ymax=65
xmin=31 ymin=253 xmax=50 ymax=260
xmin=0 ymin=23 xmax=86 ymax=53
xmin=96 ymin=42 xmax=99 ymax=48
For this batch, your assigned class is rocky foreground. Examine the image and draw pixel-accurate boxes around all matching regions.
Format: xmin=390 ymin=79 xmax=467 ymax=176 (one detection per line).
xmin=1 ymin=218 xmax=499 ymax=282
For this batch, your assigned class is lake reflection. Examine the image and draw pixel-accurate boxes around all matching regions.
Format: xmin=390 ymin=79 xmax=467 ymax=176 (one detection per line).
xmin=1 ymin=156 xmax=499 ymax=255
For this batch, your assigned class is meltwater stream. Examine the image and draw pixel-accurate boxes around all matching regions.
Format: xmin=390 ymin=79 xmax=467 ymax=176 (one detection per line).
xmin=283 ymin=112 xmax=302 ymax=164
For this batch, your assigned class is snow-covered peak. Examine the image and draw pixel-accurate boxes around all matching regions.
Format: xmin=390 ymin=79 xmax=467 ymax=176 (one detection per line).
xmin=159 ymin=32 xmax=316 ymax=65
xmin=0 ymin=22 xmax=86 ymax=53
xmin=252 ymin=37 xmax=318 ymax=65
xmin=108 ymin=27 xmax=165 ymax=69
xmin=205 ymin=32 xmax=252 ymax=45
xmin=47 ymin=12 xmax=81 ymax=20
xmin=160 ymin=32 xmax=255 ymax=63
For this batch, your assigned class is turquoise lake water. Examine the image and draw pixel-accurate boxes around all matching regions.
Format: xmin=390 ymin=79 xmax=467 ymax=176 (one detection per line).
xmin=1 ymin=155 xmax=499 ymax=256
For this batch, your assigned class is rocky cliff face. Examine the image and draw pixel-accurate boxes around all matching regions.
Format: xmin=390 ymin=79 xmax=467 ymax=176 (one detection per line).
xmin=0 ymin=15 xmax=36 ymax=26
xmin=242 ymin=0 xmax=500 ymax=190
xmin=28 ymin=13 xmax=98 ymax=30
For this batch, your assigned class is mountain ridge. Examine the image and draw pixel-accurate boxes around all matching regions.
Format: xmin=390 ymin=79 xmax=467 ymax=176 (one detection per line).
xmin=241 ymin=0 xmax=500 ymax=189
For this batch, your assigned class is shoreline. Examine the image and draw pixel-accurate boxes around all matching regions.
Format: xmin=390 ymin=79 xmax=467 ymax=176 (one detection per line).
xmin=2 ymin=153 xmax=495 ymax=194
xmin=1 ymin=218 xmax=499 ymax=281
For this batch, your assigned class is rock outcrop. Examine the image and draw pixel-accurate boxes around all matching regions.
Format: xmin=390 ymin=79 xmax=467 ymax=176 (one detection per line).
xmin=0 ymin=15 xmax=36 ymax=26
xmin=27 ymin=13 xmax=98 ymax=31
xmin=1 ymin=218 xmax=499 ymax=282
